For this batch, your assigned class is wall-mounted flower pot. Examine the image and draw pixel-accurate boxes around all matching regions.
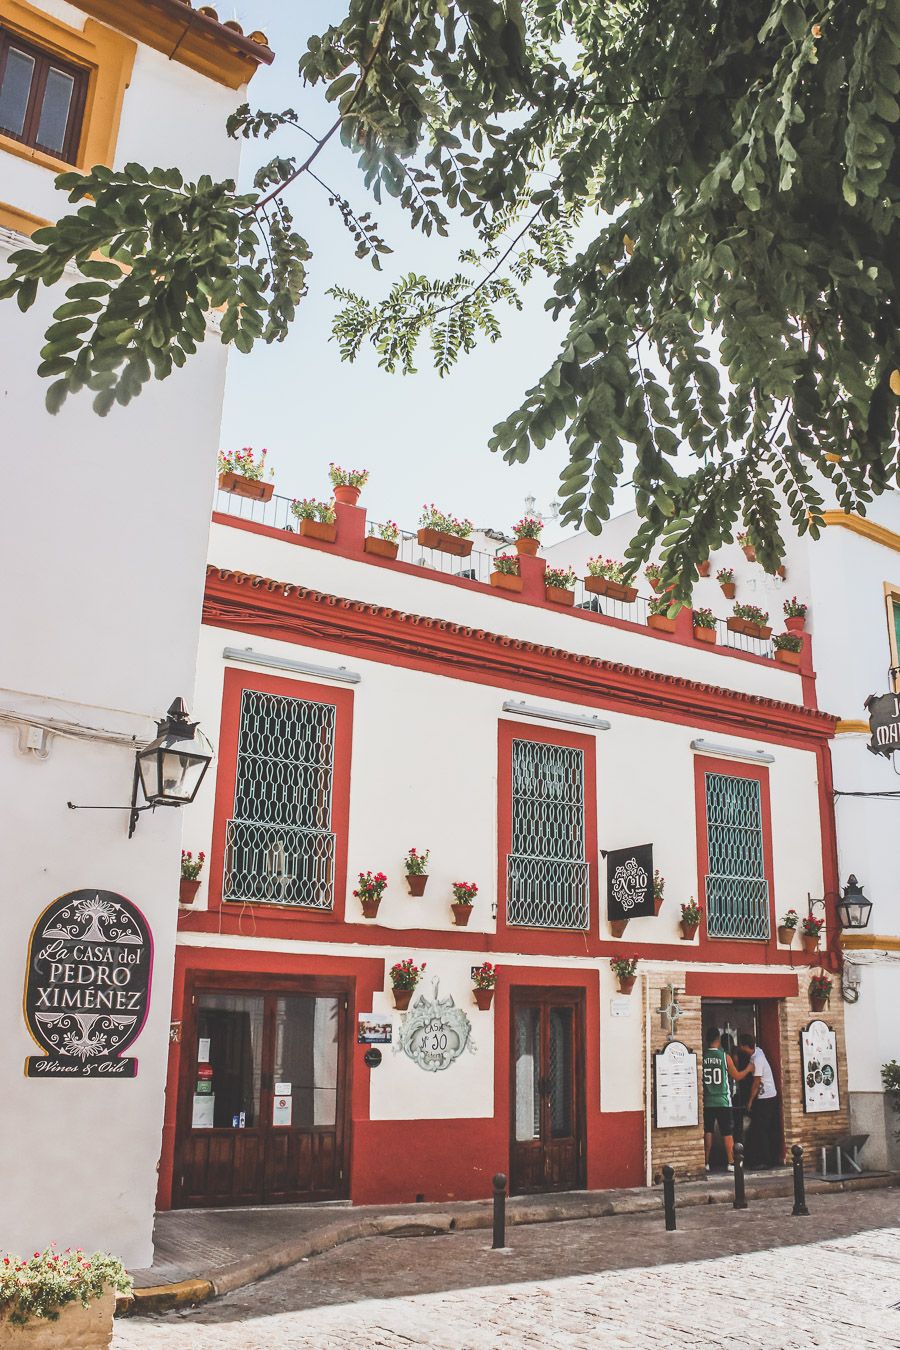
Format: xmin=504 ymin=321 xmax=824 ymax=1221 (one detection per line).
xmin=785 ymin=615 xmax=806 ymax=633
xmin=647 ymin=613 xmax=676 ymax=633
xmin=300 ymin=518 xmax=337 ymax=543
xmin=218 ymin=471 xmax=274 ymax=502
xmin=451 ymin=902 xmax=472 ymax=926
xmin=719 ymin=581 xmax=736 ymax=599
xmin=680 ymin=920 xmax=699 ymax=941
xmin=777 ymin=565 xmax=787 ymax=579
xmin=365 ymin=536 xmax=399 ymax=560
xmin=584 ymin=576 xmax=638 ymax=602
xmin=417 ymin=527 xmax=473 ymax=557
xmin=801 ymin=933 xmax=819 ymax=954
xmin=777 ymin=925 xmax=796 ymax=946
xmin=545 ymin=586 xmax=575 ymax=607
xmin=360 ymin=896 xmax=382 ymax=919
xmin=617 ymin=976 xmax=636 ymax=995
xmin=609 ymin=918 xmax=629 ymax=938
xmin=727 ymin=616 xmax=772 ymax=639
xmin=179 ymin=878 xmax=200 ymax=905
xmin=514 ymin=536 xmax=540 ymax=556
xmin=647 ymin=576 xmax=662 ymax=592
xmin=697 ymin=560 xmax=711 ymax=577
xmin=473 ymin=987 xmax=495 ymax=1011
xmin=393 ymin=987 xmax=413 ymax=1011
xmin=742 ymin=544 xmax=757 ymax=562
xmin=775 ymin=647 xmax=801 ymax=667
xmin=693 ymin=625 xmax=717 ymax=645
xmin=809 ymin=994 xmax=829 ymax=1013
xmin=406 ymin=873 xmax=428 ymax=897
xmin=653 ymin=896 xmax=664 ymax=916
xmin=490 ymin=571 xmax=523 ymax=593
xmin=333 ymin=484 xmax=361 ymax=506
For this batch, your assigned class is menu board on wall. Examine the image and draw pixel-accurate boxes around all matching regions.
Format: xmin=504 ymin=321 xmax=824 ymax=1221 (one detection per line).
xmin=654 ymin=1041 xmax=699 ymax=1128
xmin=801 ymin=1019 xmax=840 ymax=1113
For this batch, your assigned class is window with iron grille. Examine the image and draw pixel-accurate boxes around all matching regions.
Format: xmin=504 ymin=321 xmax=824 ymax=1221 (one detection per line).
xmin=224 ymin=690 xmax=336 ymax=908
xmin=704 ymin=771 xmax=770 ymax=939
xmin=506 ymin=739 xmax=589 ymax=929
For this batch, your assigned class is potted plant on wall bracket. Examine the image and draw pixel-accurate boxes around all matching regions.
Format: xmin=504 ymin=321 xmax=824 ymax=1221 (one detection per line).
xmin=778 ymin=908 xmax=799 ymax=946
xmin=737 ymin=530 xmax=756 ymax=562
xmin=417 ymin=504 xmax=475 ymax=557
xmin=652 ymin=869 xmax=665 ymax=916
xmin=727 ymin=602 xmax=771 ymax=640
xmin=329 ymin=462 xmax=369 ymax=506
xmin=717 ymin=566 xmax=736 ymax=599
xmin=490 ymin=554 xmax=523 ymax=593
xmin=472 ymin=962 xmax=497 ymax=1010
xmin=544 ymin=566 xmax=577 ymax=607
xmin=644 ymin=562 xmax=662 ymax=592
xmin=647 ymin=593 xmax=677 ymax=633
xmin=365 ymin=520 xmax=400 ymax=560
xmin=800 ymin=912 xmax=824 ymax=954
xmin=773 ymin=631 xmax=803 ymax=667
xmin=451 ymin=881 xmax=478 ymax=925
xmin=692 ymin=607 xmax=717 ymax=644
xmin=354 ymin=870 xmax=388 ymax=919
xmin=584 ymin=556 xmax=638 ymax=603
xmin=512 ymin=516 xmax=543 ymax=556
xmin=680 ymin=897 xmax=702 ymax=940
xmin=180 ymin=850 xmax=205 ymax=905
xmin=0 ymin=1246 xmax=131 ymax=1347
xmin=290 ymin=498 xmax=337 ymax=542
xmin=217 ymin=446 xmax=274 ymax=501
xmin=808 ymin=969 xmax=833 ymax=1013
xmin=609 ymin=916 xmax=630 ymax=938
xmin=783 ymin=597 xmax=808 ymax=633
xmin=610 ymin=954 xmax=639 ymax=995
xmin=696 ymin=558 xmax=711 ymax=577
xmin=390 ymin=958 xmax=425 ymax=1011
xmin=404 ymin=847 xmax=430 ymax=896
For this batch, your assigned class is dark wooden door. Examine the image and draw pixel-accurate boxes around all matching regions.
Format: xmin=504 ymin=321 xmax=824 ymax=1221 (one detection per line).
xmin=175 ymin=981 xmax=350 ymax=1207
xmin=510 ymin=990 xmax=584 ymax=1194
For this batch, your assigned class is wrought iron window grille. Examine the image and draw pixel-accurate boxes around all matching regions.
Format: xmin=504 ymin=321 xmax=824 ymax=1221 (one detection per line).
xmin=507 ymin=739 xmax=589 ymax=929
xmin=704 ymin=771 xmax=770 ymax=939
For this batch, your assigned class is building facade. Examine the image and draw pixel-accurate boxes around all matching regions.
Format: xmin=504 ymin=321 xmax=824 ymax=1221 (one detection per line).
xmin=158 ymin=484 xmax=850 ymax=1212
xmin=1 ymin=0 xmax=270 ymax=1264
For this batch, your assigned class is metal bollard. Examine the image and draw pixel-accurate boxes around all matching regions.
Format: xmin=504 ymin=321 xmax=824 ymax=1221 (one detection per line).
xmin=732 ymin=1142 xmax=748 ymax=1210
xmin=791 ymin=1144 xmax=809 ymax=1216
xmin=492 ymin=1172 xmax=507 ymax=1249
xmin=662 ymin=1164 xmax=676 ymax=1231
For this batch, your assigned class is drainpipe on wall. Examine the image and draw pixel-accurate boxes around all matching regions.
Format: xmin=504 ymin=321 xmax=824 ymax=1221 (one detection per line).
xmin=644 ymin=969 xmax=653 ymax=1187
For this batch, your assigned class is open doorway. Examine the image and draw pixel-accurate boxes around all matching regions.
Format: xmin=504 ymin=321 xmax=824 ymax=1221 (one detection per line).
xmin=701 ymin=999 xmax=784 ymax=1171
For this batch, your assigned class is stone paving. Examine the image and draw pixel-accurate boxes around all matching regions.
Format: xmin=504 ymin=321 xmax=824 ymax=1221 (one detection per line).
xmin=115 ymin=1191 xmax=900 ymax=1347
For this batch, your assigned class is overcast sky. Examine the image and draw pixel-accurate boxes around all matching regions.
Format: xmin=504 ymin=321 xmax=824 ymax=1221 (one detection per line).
xmin=219 ymin=0 xmax=604 ymax=540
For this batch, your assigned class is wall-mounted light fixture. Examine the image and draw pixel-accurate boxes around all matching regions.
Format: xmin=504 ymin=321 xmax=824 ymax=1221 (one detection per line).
xmin=690 ymin=738 xmax=775 ymax=765
xmin=223 ymin=647 xmax=361 ymax=684
xmin=501 ymin=699 xmax=611 ymax=732
xmin=808 ymin=874 xmax=873 ymax=931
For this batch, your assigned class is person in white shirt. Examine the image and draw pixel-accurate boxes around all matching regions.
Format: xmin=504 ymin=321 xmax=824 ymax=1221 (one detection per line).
xmin=738 ymin=1033 xmax=781 ymax=1168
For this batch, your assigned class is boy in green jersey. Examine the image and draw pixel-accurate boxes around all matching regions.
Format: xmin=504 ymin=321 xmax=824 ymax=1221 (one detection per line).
xmin=702 ymin=1027 xmax=751 ymax=1170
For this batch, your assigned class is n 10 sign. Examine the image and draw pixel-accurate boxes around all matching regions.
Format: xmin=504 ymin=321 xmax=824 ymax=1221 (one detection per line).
xmin=606 ymin=844 xmax=654 ymax=921
xmin=24 ymin=890 xmax=153 ymax=1078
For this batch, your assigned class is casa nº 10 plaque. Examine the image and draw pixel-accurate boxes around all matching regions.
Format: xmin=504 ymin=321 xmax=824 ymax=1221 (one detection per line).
xmin=24 ymin=889 xmax=153 ymax=1078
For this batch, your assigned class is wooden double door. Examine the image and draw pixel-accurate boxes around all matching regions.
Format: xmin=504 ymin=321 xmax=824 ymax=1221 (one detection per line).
xmin=510 ymin=989 xmax=585 ymax=1194
xmin=174 ymin=977 xmax=351 ymax=1208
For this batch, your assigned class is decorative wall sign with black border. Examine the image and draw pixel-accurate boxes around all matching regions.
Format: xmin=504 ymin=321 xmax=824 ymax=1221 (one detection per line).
xmin=606 ymin=843 xmax=654 ymax=921
xmin=24 ymin=889 xmax=153 ymax=1078
xmin=800 ymin=1019 xmax=840 ymax=1114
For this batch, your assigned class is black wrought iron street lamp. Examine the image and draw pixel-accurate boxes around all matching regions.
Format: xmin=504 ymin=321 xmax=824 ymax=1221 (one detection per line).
xmin=835 ymin=874 xmax=873 ymax=930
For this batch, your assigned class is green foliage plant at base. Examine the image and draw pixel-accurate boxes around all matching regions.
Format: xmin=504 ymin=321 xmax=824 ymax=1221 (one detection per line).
xmin=0 ymin=1247 xmax=131 ymax=1327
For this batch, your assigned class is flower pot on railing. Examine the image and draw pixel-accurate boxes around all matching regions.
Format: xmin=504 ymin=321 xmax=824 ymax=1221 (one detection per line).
xmin=785 ymin=615 xmax=806 ymax=633
xmin=406 ymin=873 xmax=428 ymax=897
xmin=647 ymin=613 xmax=676 ymax=633
xmin=680 ymin=920 xmax=699 ymax=941
xmin=417 ymin=527 xmax=473 ymax=557
xmin=333 ymin=484 xmax=361 ymax=506
xmin=609 ymin=918 xmax=629 ymax=938
xmin=490 ymin=571 xmax=523 ymax=593
xmin=514 ymin=536 xmax=540 ymax=557
xmin=300 ymin=518 xmax=337 ymax=543
xmin=693 ymin=625 xmax=717 ymax=645
xmin=474 ymin=987 xmax=495 ymax=1011
xmin=217 ymin=471 xmax=274 ymax=502
xmin=584 ymin=576 xmax=638 ymax=603
xmin=364 ymin=536 xmax=399 ymax=559
xmin=775 ymin=647 xmax=801 ymax=667
xmin=179 ymin=879 xmax=200 ymax=905
xmin=451 ymin=902 xmax=472 ymax=926
xmin=545 ymin=586 xmax=575 ymax=607
xmin=727 ymin=616 xmax=772 ymax=640
xmin=393 ymin=987 xmax=413 ymax=1011
xmin=777 ymin=925 xmax=796 ymax=946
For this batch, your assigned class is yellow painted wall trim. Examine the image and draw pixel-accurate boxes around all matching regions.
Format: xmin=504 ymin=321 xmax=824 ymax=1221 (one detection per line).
xmin=834 ymin=720 xmax=869 ymax=735
xmin=0 ymin=200 xmax=49 ymax=236
xmin=840 ymin=932 xmax=900 ymax=952
xmin=821 ymin=511 xmax=900 ymax=554
xmin=0 ymin=0 xmax=136 ymax=171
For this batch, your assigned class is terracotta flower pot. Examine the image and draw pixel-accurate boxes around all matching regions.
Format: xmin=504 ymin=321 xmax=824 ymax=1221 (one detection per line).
xmin=609 ymin=918 xmax=629 ymax=938
xmin=417 ymin=527 xmax=473 ymax=557
xmin=777 ymin=565 xmax=787 ymax=579
xmin=451 ymin=902 xmax=472 ymax=926
xmin=720 ymin=581 xmax=736 ymax=599
xmin=727 ymin=616 xmax=772 ymax=639
xmin=360 ymin=895 xmax=382 ymax=919
xmin=393 ymin=987 xmax=413 ymax=1010
xmin=217 ymin=470 xmax=273 ymax=501
xmin=697 ymin=560 xmax=711 ymax=577
xmin=0 ymin=1288 xmax=116 ymax=1349
xmin=364 ymin=536 xmax=399 ymax=559
xmin=584 ymin=575 xmax=638 ymax=603
xmin=299 ymin=518 xmax=337 ymax=543
xmin=179 ymin=878 xmax=200 ymax=905
xmin=514 ymin=536 xmax=540 ymax=556
xmin=785 ymin=615 xmax=806 ymax=633
xmin=801 ymin=932 xmax=819 ymax=954
xmin=653 ymin=896 xmax=664 ymax=916
xmin=617 ymin=975 xmax=636 ymax=995
xmin=693 ymin=625 xmax=717 ymax=644
xmin=545 ymin=586 xmax=575 ymax=606
xmin=777 ymin=925 xmax=796 ymax=946
xmin=742 ymin=544 xmax=757 ymax=562
xmin=809 ymin=994 xmax=828 ymax=1013
xmin=647 ymin=613 xmax=676 ymax=633
xmin=474 ymin=987 xmax=495 ymax=1011
xmin=648 ymin=576 xmax=662 ymax=592
xmin=775 ymin=647 xmax=801 ymax=667
xmin=333 ymin=484 xmax=361 ymax=505
xmin=406 ymin=873 xmax=428 ymax=897
xmin=680 ymin=920 xmax=699 ymax=941
xmin=490 ymin=571 xmax=523 ymax=592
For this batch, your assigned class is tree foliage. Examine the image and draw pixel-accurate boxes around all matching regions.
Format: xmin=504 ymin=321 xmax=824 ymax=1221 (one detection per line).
xmin=2 ymin=0 xmax=899 ymax=600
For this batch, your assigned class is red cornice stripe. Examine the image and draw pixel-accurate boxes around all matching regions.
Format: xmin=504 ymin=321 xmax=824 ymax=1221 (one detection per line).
xmin=202 ymin=566 xmax=837 ymax=744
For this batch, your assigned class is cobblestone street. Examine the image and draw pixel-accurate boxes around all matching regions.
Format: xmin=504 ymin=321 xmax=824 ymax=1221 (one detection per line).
xmin=115 ymin=1190 xmax=900 ymax=1348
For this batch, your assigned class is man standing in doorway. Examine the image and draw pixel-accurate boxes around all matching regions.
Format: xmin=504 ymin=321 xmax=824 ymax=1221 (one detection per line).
xmin=738 ymin=1033 xmax=780 ymax=1168
xmin=703 ymin=1028 xmax=751 ymax=1171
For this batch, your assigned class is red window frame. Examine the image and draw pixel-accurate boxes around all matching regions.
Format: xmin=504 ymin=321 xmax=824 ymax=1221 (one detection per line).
xmin=0 ymin=28 xmax=88 ymax=163
xmin=207 ymin=667 xmax=354 ymax=924
xmin=693 ymin=755 xmax=775 ymax=944
xmin=496 ymin=718 xmax=599 ymax=956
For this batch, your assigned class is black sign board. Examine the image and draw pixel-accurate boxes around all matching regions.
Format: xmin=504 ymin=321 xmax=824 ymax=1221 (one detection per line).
xmin=24 ymin=889 xmax=153 ymax=1078
xmin=606 ymin=844 xmax=654 ymax=921
xmin=865 ymin=692 xmax=900 ymax=757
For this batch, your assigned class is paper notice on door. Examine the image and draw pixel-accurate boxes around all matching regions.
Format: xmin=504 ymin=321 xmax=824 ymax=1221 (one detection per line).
xmin=198 ymin=1037 xmax=211 ymax=1063
xmin=274 ymin=1082 xmax=291 ymax=1096
xmin=273 ymin=1095 xmax=292 ymax=1126
xmin=192 ymin=1094 xmax=215 ymax=1129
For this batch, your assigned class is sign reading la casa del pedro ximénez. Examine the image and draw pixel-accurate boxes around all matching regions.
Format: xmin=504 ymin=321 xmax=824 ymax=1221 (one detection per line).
xmin=24 ymin=889 xmax=153 ymax=1078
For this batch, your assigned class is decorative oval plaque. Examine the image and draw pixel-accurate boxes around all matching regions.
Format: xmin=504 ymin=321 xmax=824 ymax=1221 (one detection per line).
xmin=24 ymin=889 xmax=153 ymax=1078
xmin=394 ymin=979 xmax=475 ymax=1072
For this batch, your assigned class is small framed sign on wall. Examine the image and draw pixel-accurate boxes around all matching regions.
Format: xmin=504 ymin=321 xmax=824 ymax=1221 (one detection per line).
xmin=801 ymin=1020 xmax=840 ymax=1114
xmin=654 ymin=1040 xmax=699 ymax=1129
xmin=606 ymin=843 xmax=654 ymax=921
